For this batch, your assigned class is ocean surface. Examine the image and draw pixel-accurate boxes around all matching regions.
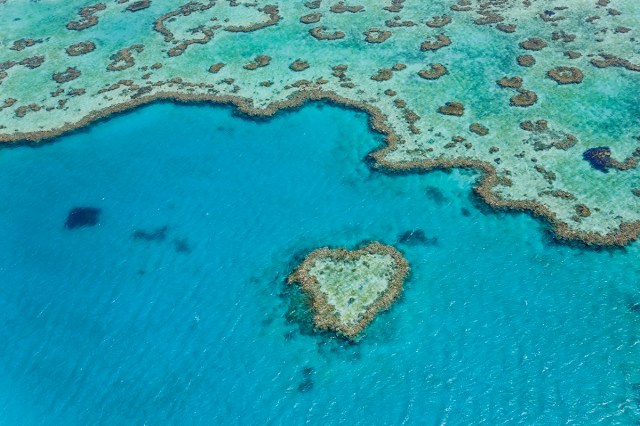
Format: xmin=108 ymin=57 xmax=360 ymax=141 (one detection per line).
xmin=0 ymin=102 xmax=639 ymax=424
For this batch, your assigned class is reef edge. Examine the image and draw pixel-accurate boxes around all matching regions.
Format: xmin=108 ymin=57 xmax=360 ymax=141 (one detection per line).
xmin=2 ymin=89 xmax=639 ymax=247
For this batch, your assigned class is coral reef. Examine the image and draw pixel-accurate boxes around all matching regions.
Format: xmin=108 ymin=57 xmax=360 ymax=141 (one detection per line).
xmin=425 ymin=15 xmax=451 ymax=28
xmin=420 ymin=34 xmax=451 ymax=51
xmin=510 ymin=89 xmax=537 ymax=107
xmin=66 ymin=41 xmax=96 ymax=56
xmin=547 ymin=66 xmax=583 ymax=84
xmin=289 ymin=59 xmax=310 ymax=71
xmin=66 ymin=3 xmax=106 ymax=31
xmin=243 ymin=55 xmax=272 ymax=70
xmin=126 ymin=0 xmax=150 ymax=12
xmin=208 ymin=63 xmax=225 ymax=73
xmin=363 ymin=28 xmax=392 ymax=43
xmin=107 ymin=44 xmax=144 ymax=71
xmin=470 ymin=123 xmax=489 ymax=136
xmin=52 ymin=67 xmax=81 ymax=84
xmin=288 ymin=242 xmax=409 ymax=339
xmin=10 ymin=38 xmax=43 ymax=51
xmin=517 ymin=55 xmax=536 ymax=67
xmin=417 ymin=64 xmax=447 ymax=80
xmin=309 ymin=26 xmax=345 ymax=40
xmin=438 ymin=101 xmax=464 ymax=116
xmin=519 ymin=37 xmax=547 ymax=51
xmin=65 ymin=207 xmax=101 ymax=229
xmin=1 ymin=0 xmax=639 ymax=247
xmin=497 ymin=76 xmax=522 ymax=89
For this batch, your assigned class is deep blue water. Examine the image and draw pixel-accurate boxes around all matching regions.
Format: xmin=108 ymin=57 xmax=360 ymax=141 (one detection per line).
xmin=1 ymin=103 xmax=639 ymax=424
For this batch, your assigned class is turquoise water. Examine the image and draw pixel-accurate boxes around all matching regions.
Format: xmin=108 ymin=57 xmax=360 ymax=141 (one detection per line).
xmin=1 ymin=103 xmax=639 ymax=424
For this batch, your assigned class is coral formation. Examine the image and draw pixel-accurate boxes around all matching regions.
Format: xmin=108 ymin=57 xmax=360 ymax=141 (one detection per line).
xmin=510 ymin=89 xmax=538 ymax=107
xmin=65 ymin=207 xmax=101 ymax=229
xmin=288 ymin=242 xmax=409 ymax=339
xmin=363 ymin=28 xmax=392 ymax=43
xmin=417 ymin=64 xmax=447 ymax=80
xmin=243 ymin=55 xmax=272 ymax=70
xmin=420 ymin=34 xmax=451 ymax=51
xmin=52 ymin=67 xmax=81 ymax=84
xmin=126 ymin=0 xmax=150 ymax=12
xmin=289 ymin=60 xmax=310 ymax=72
xmin=107 ymin=44 xmax=144 ymax=71
xmin=517 ymin=55 xmax=536 ymax=67
xmin=309 ymin=26 xmax=345 ymax=40
xmin=1 ymin=0 xmax=639 ymax=247
xmin=497 ymin=76 xmax=522 ymax=89
xmin=66 ymin=41 xmax=96 ymax=56
xmin=519 ymin=37 xmax=547 ymax=51
xmin=438 ymin=101 xmax=464 ymax=116
xmin=425 ymin=15 xmax=451 ymax=28
xmin=66 ymin=3 xmax=106 ymax=31
xmin=470 ymin=123 xmax=489 ymax=136
xmin=547 ymin=66 xmax=583 ymax=84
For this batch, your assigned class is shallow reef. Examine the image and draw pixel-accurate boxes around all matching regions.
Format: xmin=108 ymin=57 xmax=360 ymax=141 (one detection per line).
xmin=288 ymin=242 xmax=409 ymax=340
xmin=64 ymin=207 xmax=101 ymax=229
xmin=131 ymin=225 xmax=168 ymax=242
xmin=0 ymin=0 xmax=639 ymax=246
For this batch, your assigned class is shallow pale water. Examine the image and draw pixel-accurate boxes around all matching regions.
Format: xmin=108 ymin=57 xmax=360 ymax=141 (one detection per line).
xmin=0 ymin=103 xmax=639 ymax=424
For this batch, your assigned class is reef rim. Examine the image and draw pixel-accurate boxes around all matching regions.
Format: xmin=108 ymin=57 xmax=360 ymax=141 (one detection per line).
xmin=288 ymin=241 xmax=410 ymax=340
xmin=2 ymin=88 xmax=639 ymax=247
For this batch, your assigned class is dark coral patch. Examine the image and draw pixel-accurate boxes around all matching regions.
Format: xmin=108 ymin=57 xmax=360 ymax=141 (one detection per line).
xmin=66 ymin=41 xmax=96 ymax=56
xmin=510 ymin=89 xmax=537 ymax=107
xmin=65 ymin=207 xmax=101 ymax=229
xmin=497 ymin=76 xmax=522 ymax=89
xmin=425 ymin=186 xmax=447 ymax=204
xmin=132 ymin=225 xmax=168 ymax=241
xmin=417 ymin=64 xmax=447 ymax=80
xmin=173 ymin=238 xmax=192 ymax=253
xmin=547 ymin=66 xmax=583 ymax=84
xmin=52 ymin=67 xmax=81 ymax=84
xmin=289 ymin=59 xmax=309 ymax=71
xmin=363 ymin=28 xmax=392 ymax=43
xmin=397 ymin=229 xmax=438 ymax=246
xmin=437 ymin=101 xmax=464 ymax=116
xmin=420 ymin=34 xmax=451 ymax=51
xmin=583 ymin=147 xmax=612 ymax=172
xmin=517 ymin=55 xmax=536 ymax=67
xmin=298 ymin=377 xmax=314 ymax=392
xmin=126 ymin=0 xmax=150 ymax=12
xmin=519 ymin=37 xmax=547 ymax=51
xmin=297 ymin=366 xmax=315 ymax=392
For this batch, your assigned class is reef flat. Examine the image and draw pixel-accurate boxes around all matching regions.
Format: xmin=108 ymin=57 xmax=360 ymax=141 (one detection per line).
xmin=288 ymin=242 xmax=409 ymax=339
xmin=1 ymin=0 xmax=639 ymax=245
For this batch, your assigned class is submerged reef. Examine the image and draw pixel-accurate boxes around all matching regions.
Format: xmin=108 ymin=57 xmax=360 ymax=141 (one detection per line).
xmin=584 ymin=147 xmax=615 ymax=172
xmin=288 ymin=242 xmax=409 ymax=340
xmin=65 ymin=207 xmax=101 ymax=229
xmin=1 ymin=0 xmax=640 ymax=246
xmin=583 ymin=146 xmax=638 ymax=173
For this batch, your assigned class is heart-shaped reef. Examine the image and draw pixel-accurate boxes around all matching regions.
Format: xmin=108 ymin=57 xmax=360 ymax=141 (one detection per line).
xmin=288 ymin=242 xmax=410 ymax=340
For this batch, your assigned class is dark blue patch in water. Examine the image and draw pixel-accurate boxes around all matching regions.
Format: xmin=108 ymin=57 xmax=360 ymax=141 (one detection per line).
xmin=424 ymin=186 xmax=447 ymax=205
xmin=583 ymin=147 xmax=612 ymax=172
xmin=173 ymin=238 xmax=191 ymax=254
xmin=131 ymin=225 xmax=168 ymax=242
xmin=397 ymin=229 xmax=438 ymax=246
xmin=297 ymin=377 xmax=314 ymax=393
xmin=64 ymin=207 xmax=101 ymax=229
